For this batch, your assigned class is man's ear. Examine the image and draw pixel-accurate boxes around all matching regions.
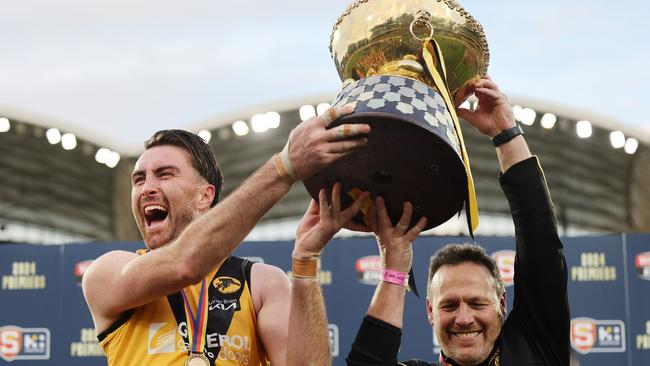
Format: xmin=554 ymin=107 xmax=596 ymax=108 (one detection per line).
xmin=426 ymin=297 xmax=434 ymax=324
xmin=199 ymin=184 xmax=216 ymax=209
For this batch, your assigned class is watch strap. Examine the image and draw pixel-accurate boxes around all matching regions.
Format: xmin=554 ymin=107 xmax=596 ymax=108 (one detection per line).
xmin=491 ymin=124 xmax=524 ymax=147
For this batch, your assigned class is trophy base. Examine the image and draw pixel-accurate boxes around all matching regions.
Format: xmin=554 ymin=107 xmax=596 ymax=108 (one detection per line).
xmin=303 ymin=113 xmax=467 ymax=231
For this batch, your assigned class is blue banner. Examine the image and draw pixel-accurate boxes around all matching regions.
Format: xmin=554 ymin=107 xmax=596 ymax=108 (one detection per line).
xmin=564 ymin=235 xmax=628 ymax=366
xmin=0 ymin=245 xmax=60 ymax=364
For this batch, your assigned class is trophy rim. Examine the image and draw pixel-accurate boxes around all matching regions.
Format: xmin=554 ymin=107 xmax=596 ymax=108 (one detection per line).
xmin=329 ymin=0 xmax=490 ymax=74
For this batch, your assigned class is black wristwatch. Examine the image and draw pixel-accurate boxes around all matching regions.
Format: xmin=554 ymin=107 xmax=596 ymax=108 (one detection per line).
xmin=491 ymin=124 xmax=524 ymax=147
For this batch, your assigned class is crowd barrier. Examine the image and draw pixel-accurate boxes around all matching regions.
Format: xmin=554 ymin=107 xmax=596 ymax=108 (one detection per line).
xmin=1 ymin=234 xmax=649 ymax=365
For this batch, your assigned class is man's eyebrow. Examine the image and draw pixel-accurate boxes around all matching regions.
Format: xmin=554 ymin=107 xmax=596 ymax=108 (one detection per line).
xmin=131 ymin=165 xmax=180 ymax=178
xmin=131 ymin=170 xmax=145 ymax=179
xmin=154 ymin=165 xmax=180 ymax=174
xmin=438 ymin=298 xmax=456 ymax=304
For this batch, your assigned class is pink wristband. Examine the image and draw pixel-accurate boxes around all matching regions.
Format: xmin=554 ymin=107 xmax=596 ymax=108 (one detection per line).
xmin=381 ymin=269 xmax=409 ymax=287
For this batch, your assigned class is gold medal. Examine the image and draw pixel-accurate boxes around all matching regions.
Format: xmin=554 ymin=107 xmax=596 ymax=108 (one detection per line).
xmin=185 ymin=352 xmax=210 ymax=366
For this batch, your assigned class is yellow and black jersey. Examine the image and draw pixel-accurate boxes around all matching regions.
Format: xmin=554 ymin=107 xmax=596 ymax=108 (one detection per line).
xmin=98 ymin=256 xmax=269 ymax=366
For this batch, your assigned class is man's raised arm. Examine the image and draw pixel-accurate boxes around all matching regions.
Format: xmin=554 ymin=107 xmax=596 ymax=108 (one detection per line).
xmin=287 ymin=183 xmax=369 ymax=366
xmin=83 ymin=104 xmax=370 ymax=332
xmin=346 ymin=199 xmax=426 ymax=366
xmin=459 ymin=76 xmax=570 ymax=364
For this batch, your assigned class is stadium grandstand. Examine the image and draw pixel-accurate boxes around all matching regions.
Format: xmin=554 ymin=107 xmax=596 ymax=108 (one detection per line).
xmin=1 ymin=95 xmax=648 ymax=245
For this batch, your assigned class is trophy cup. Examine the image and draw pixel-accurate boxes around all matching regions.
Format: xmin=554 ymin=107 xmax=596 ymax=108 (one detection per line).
xmin=304 ymin=0 xmax=489 ymax=231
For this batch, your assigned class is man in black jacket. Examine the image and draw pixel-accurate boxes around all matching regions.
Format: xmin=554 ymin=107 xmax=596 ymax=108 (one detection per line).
xmin=346 ymin=77 xmax=570 ymax=365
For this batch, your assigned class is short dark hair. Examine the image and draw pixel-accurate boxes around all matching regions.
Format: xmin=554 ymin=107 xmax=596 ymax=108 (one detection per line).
xmin=428 ymin=243 xmax=505 ymax=298
xmin=144 ymin=129 xmax=223 ymax=207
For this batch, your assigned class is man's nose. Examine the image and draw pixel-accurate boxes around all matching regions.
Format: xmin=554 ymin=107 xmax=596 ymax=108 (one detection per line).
xmin=140 ymin=176 xmax=159 ymax=196
xmin=455 ymin=303 xmax=475 ymax=327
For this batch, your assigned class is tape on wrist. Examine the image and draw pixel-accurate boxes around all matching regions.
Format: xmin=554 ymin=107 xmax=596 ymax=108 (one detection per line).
xmin=292 ymin=250 xmax=321 ymax=261
xmin=273 ymin=153 xmax=291 ymax=182
xmin=280 ymin=143 xmax=298 ymax=181
xmin=273 ymin=145 xmax=298 ymax=183
xmin=291 ymin=257 xmax=318 ymax=278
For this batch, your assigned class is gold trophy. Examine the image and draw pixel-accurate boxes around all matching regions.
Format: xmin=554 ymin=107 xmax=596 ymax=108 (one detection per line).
xmin=304 ymin=0 xmax=489 ymax=231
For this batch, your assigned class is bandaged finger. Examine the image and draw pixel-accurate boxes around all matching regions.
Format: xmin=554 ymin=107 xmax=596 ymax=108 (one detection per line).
xmin=319 ymin=102 xmax=356 ymax=127
xmin=335 ymin=124 xmax=365 ymax=139
xmin=320 ymin=107 xmax=340 ymax=127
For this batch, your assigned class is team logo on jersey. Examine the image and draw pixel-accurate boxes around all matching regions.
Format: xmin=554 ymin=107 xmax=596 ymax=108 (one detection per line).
xmin=355 ymin=255 xmax=382 ymax=285
xmin=0 ymin=326 xmax=50 ymax=362
xmin=213 ymin=277 xmax=242 ymax=294
xmin=209 ymin=298 xmax=241 ymax=312
xmin=491 ymin=250 xmax=515 ymax=287
xmin=635 ymin=252 xmax=650 ymax=280
xmin=571 ymin=317 xmax=626 ymax=354
xmin=147 ymin=322 xmax=178 ymax=354
xmin=74 ymin=260 xmax=94 ymax=285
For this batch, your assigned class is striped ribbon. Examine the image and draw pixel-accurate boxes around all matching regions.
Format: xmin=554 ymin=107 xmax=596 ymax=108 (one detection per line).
xmin=180 ymin=278 xmax=209 ymax=354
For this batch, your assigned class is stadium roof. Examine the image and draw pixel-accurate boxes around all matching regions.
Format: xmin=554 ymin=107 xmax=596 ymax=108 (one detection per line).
xmin=4 ymin=94 xmax=647 ymax=245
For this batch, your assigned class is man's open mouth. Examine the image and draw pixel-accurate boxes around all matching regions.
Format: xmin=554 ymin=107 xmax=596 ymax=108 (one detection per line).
xmin=144 ymin=204 xmax=169 ymax=227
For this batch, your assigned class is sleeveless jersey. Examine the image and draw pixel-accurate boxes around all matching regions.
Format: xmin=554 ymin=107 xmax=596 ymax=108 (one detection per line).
xmin=98 ymin=256 xmax=269 ymax=366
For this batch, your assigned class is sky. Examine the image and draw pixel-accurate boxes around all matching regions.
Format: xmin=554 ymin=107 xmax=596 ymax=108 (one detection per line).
xmin=0 ymin=0 xmax=648 ymax=153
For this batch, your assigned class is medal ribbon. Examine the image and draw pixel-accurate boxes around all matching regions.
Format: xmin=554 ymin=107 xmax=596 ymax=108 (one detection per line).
xmin=422 ymin=37 xmax=479 ymax=234
xmin=180 ymin=278 xmax=209 ymax=354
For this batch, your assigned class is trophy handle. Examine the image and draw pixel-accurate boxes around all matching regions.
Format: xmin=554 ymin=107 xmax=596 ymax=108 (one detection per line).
xmin=409 ymin=11 xmax=434 ymax=42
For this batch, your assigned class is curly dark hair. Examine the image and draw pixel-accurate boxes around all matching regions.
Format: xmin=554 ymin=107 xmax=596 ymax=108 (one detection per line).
xmin=144 ymin=129 xmax=223 ymax=207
